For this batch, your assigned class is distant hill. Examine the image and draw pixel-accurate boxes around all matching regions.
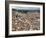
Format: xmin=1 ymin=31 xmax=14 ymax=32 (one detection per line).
xmin=12 ymin=9 xmax=40 ymax=13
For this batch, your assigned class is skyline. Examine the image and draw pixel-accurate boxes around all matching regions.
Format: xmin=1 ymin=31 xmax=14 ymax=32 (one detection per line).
xmin=12 ymin=7 xmax=40 ymax=11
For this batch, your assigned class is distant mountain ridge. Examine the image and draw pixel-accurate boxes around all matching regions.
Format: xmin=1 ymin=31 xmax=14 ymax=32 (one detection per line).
xmin=12 ymin=9 xmax=40 ymax=13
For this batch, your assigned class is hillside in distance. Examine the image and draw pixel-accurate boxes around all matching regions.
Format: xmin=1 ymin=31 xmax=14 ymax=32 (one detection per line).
xmin=12 ymin=9 xmax=40 ymax=13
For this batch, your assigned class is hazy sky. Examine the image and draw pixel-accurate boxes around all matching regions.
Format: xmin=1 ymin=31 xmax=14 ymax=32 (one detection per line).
xmin=13 ymin=7 xmax=40 ymax=10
